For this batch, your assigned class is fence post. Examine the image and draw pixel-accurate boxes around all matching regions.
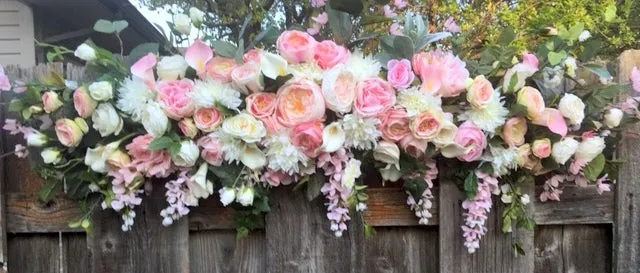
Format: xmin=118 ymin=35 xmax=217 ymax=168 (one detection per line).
xmin=0 ymin=75 xmax=8 ymax=273
xmin=614 ymin=49 xmax=640 ymax=273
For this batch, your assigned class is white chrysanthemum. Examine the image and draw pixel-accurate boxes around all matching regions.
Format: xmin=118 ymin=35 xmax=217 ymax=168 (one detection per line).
xmin=346 ymin=50 xmax=381 ymax=81
xmin=213 ymin=131 xmax=245 ymax=164
xmin=288 ymin=62 xmax=323 ymax=82
xmin=397 ymin=87 xmax=442 ymax=117
xmin=116 ymin=77 xmax=155 ymax=121
xmin=342 ymin=114 xmax=381 ymax=150
xmin=459 ymin=95 xmax=508 ymax=134
xmin=484 ymin=146 xmax=518 ymax=177
xmin=264 ymin=133 xmax=309 ymax=174
xmin=190 ymin=80 xmax=242 ymax=110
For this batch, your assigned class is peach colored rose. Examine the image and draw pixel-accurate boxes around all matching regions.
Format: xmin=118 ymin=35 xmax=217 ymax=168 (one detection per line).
xmin=290 ymin=120 xmax=324 ymax=157
xmin=275 ymin=79 xmax=325 ymax=127
xmin=231 ymin=61 xmax=263 ymax=94
xmin=322 ymin=66 xmax=356 ymax=113
xmin=502 ymin=117 xmax=527 ymax=147
xmin=517 ymin=144 xmax=539 ymax=170
xmin=399 ymin=134 xmax=429 ymax=159
xmin=454 ymin=121 xmax=486 ymax=162
xmin=178 ymin=118 xmax=198 ymax=138
xmin=276 ymin=30 xmax=317 ymax=63
xmin=157 ymin=79 xmax=195 ymax=120
xmin=411 ymin=110 xmax=443 ymax=140
xmin=517 ymin=87 xmax=545 ymax=119
xmin=42 ymin=91 xmax=63 ymax=113
xmin=205 ymin=57 xmax=237 ymax=83
xmin=197 ymin=134 xmax=224 ymax=166
xmin=55 ymin=118 xmax=86 ymax=147
xmin=243 ymin=49 xmax=261 ymax=63
xmin=532 ymin=138 xmax=551 ymax=158
xmin=193 ymin=107 xmax=223 ymax=132
xmin=354 ymin=77 xmax=396 ymax=117
xmin=73 ymin=87 xmax=97 ymax=118
xmin=378 ymin=108 xmax=410 ymax=142
xmin=260 ymin=115 xmax=286 ymax=135
xmin=246 ymin=92 xmax=277 ymax=119
xmin=466 ymin=75 xmax=494 ymax=109
xmin=313 ymin=40 xmax=349 ymax=69
xmin=386 ymin=59 xmax=414 ymax=89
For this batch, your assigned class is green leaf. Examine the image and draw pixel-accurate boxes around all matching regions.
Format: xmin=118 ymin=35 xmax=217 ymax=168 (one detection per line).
xmin=547 ymin=51 xmax=567 ymax=66
xmin=567 ymin=23 xmax=585 ymax=41
xmin=124 ymin=43 xmax=159 ymax=68
xmin=306 ymin=172 xmax=325 ymax=201
xmin=360 ymin=15 xmax=392 ymax=25
xmin=327 ymin=7 xmax=353 ymax=45
xmin=463 ymin=172 xmax=478 ymax=200
xmin=583 ymin=154 xmax=605 ymax=181
xmin=579 ymin=38 xmax=602 ymax=62
xmin=235 ymin=39 xmax=245 ymax=64
xmin=414 ymin=32 xmax=452 ymax=52
xmin=507 ymin=73 xmax=519 ymax=93
xmin=68 ymin=219 xmax=83 ymax=228
xmin=604 ymin=5 xmax=617 ymax=22
xmin=169 ymin=143 xmax=182 ymax=157
xmin=236 ymin=226 xmax=249 ymax=239
xmin=581 ymin=63 xmax=612 ymax=81
xmin=8 ymin=99 xmax=23 ymax=113
xmin=147 ymin=136 xmax=175 ymax=151
xmin=65 ymin=177 xmax=90 ymax=200
xmin=512 ymin=242 xmax=526 ymax=256
xmin=112 ymin=20 xmax=129 ymax=33
xmin=393 ymin=35 xmax=414 ymax=59
xmin=498 ymin=26 xmax=516 ymax=46
xmin=211 ymin=40 xmax=238 ymax=59
xmin=363 ymin=223 xmax=376 ymax=239
xmin=209 ymin=163 xmax=243 ymax=187
xmin=238 ymin=15 xmax=252 ymax=41
xmin=403 ymin=178 xmax=426 ymax=201
xmin=93 ymin=19 xmax=115 ymax=34
xmin=329 ymin=0 xmax=364 ymax=15
xmin=502 ymin=215 xmax=512 ymax=233
xmin=39 ymin=180 xmax=60 ymax=203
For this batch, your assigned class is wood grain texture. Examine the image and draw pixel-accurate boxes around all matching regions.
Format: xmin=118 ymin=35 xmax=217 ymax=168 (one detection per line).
xmin=535 ymin=225 xmax=611 ymax=273
xmin=363 ymin=187 xmax=438 ymax=226
xmin=88 ymin=186 xmax=189 ymax=273
xmin=534 ymin=184 xmax=614 ymax=225
xmin=439 ymin=182 xmax=535 ymax=273
xmin=189 ymin=195 xmax=262 ymax=230
xmin=7 ymin=233 xmax=60 ymax=273
xmin=62 ymin=233 xmax=90 ymax=273
xmin=6 ymin=193 xmax=82 ymax=233
xmin=615 ymin=49 xmax=640 ymax=273
xmin=189 ymin=230 xmax=266 ymax=273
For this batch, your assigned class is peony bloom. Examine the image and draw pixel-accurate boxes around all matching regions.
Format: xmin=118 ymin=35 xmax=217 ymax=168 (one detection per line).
xmin=354 ymin=77 xmax=396 ymax=117
xmin=221 ymin=112 xmax=266 ymax=143
xmin=373 ymin=141 xmax=400 ymax=166
xmin=313 ymin=40 xmax=349 ymax=69
xmin=532 ymin=138 xmax=552 ymax=158
xmin=322 ymin=65 xmax=357 ymax=113
xmin=454 ymin=121 xmax=486 ymax=162
xmin=412 ymin=50 xmax=469 ymax=97
xmin=197 ymin=134 xmax=224 ymax=166
xmin=178 ymin=118 xmax=198 ymax=139
xmin=55 ymin=118 xmax=87 ymax=147
xmin=459 ymin=94 xmax=508 ymax=134
xmin=92 ymin=103 xmax=123 ymax=137
xmin=387 ymin=59 xmax=415 ymax=89
xmin=73 ymin=87 xmax=98 ymax=118
xmin=205 ymin=57 xmax=237 ymax=83
xmin=517 ymin=87 xmax=545 ymax=120
xmin=551 ymin=138 xmax=579 ymax=164
xmin=193 ymin=107 xmax=223 ymax=132
xmin=42 ymin=91 xmax=63 ymax=113
xmin=185 ymin=40 xmax=213 ymax=75
xmin=41 ymin=147 xmax=62 ymax=165
xmin=157 ymin=79 xmax=195 ymax=120
xmin=126 ymin=134 xmax=172 ymax=178
xmin=157 ymin=55 xmax=189 ymax=80
xmin=466 ymin=75 xmax=494 ymax=109
xmin=557 ymin=93 xmax=585 ymax=126
xmin=231 ymin=61 xmax=263 ymax=94
xmin=246 ymin=92 xmax=277 ymax=119
xmin=116 ymin=77 xmax=155 ymax=121
xmin=346 ymin=50 xmax=382 ymax=81
xmin=502 ymin=117 xmax=527 ymax=147
xmin=604 ymin=108 xmax=623 ymax=128
xmin=290 ymin=120 xmax=324 ymax=157
xmin=378 ymin=108 xmax=410 ymax=142
xmin=343 ymin=114 xmax=381 ymax=150
xmin=276 ymin=30 xmax=317 ymax=64
xmin=174 ymin=13 xmax=191 ymax=35
xmin=74 ymin=43 xmax=96 ymax=61
xmin=275 ymin=79 xmax=325 ymax=127
xmin=190 ymin=80 xmax=242 ymax=111
xmin=172 ymin=140 xmax=200 ymax=167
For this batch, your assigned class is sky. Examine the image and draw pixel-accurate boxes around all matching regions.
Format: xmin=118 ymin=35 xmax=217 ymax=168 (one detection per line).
xmin=128 ymin=0 xmax=171 ymax=35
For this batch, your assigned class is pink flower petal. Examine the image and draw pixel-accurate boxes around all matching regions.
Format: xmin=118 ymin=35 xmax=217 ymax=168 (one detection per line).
xmin=443 ymin=17 xmax=460 ymax=33
xmin=185 ymin=40 xmax=213 ymax=75
xmin=631 ymin=66 xmax=640 ymax=93
xmin=522 ymin=52 xmax=539 ymax=70
xmin=420 ymin=65 xmax=443 ymax=94
xmin=131 ymin=53 xmax=157 ymax=85
xmin=533 ymin=108 xmax=567 ymax=137
xmin=389 ymin=22 xmax=403 ymax=36
xmin=307 ymin=23 xmax=320 ymax=36
xmin=312 ymin=12 xmax=328 ymax=25
xmin=0 ymin=75 xmax=10 ymax=91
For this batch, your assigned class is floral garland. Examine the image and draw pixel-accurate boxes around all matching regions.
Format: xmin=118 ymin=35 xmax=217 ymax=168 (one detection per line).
xmin=1 ymin=2 xmax=640 ymax=254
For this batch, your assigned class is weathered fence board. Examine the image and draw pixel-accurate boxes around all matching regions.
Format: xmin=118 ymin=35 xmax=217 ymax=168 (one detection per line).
xmin=534 ymin=184 xmax=614 ymax=225
xmin=189 ymin=230 xmax=266 ymax=273
xmin=0 ymin=86 xmax=8 ymax=273
xmin=7 ymin=234 xmax=60 ymax=273
xmin=535 ymin=225 xmax=612 ymax=273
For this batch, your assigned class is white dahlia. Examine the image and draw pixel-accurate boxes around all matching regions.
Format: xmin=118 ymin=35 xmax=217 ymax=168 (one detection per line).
xmin=190 ymin=80 xmax=242 ymax=111
xmin=116 ymin=77 xmax=155 ymax=121
xmin=397 ymin=87 xmax=442 ymax=117
xmin=264 ymin=133 xmax=309 ymax=175
xmin=346 ymin=50 xmax=381 ymax=81
xmin=459 ymin=95 xmax=508 ymax=134
xmin=342 ymin=114 xmax=381 ymax=150
xmin=485 ymin=146 xmax=518 ymax=177
xmin=212 ymin=131 xmax=245 ymax=164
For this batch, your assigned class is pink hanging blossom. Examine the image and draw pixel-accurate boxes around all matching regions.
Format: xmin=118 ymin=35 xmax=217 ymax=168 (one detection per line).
xmin=389 ymin=22 xmax=403 ymax=36
xmin=312 ymin=12 xmax=328 ymax=25
xmin=106 ymin=163 xmax=145 ymax=231
xmin=461 ymin=171 xmax=498 ymax=253
xmin=540 ymin=173 xmax=612 ymax=202
xmin=3 ymin=119 xmax=22 ymax=135
xmin=14 ymin=144 xmax=28 ymax=158
xmin=261 ymin=169 xmax=293 ymax=187
xmin=393 ymin=0 xmax=408 ymax=9
xmin=383 ymin=5 xmax=396 ymax=18
xmin=307 ymin=23 xmax=321 ymax=36
xmin=407 ymin=159 xmax=437 ymax=225
xmin=443 ymin=17 xmax=460 ymax=33
xmin=160 ymin=171 xmax=197 ymax=226
xmin=0 ymin=65 xmax=10 ymax=91
xmin=318 ymin=148 xmax=352 ymax=237
xmin=311 ymin=0 xmax=326 ymax=7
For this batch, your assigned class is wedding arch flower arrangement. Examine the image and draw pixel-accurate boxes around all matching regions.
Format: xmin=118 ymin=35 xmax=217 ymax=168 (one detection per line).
xmin=2 ymin=1 xmax=639 ymax=254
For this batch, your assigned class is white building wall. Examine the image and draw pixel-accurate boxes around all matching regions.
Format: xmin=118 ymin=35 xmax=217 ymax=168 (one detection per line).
xmin=0 ymin=0 xmax=35 ymax=67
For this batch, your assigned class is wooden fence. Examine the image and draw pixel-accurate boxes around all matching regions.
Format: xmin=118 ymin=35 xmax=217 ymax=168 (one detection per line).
xmin=0 ymin=50 xmax=638 ymax=273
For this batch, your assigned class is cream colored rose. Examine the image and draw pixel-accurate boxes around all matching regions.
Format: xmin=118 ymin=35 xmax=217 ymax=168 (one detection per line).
xmin=74 ymin=43 xmax=96 ymax=61
xmin=141 ymin=103 xmax=169 ymax=137
xmin=88 ymin=81 xmax=113 ymax=101
xmin=604 ymin=108 xmax=623 ymax=128
xmin=41 ymin=148 xmax=62 ymax=165
xmin=551 ymin=138 xmax=579 ymax=164
xmin=172 ymin=140 xmax=200 ymax=167
xmin=373 ymin=141 xmax=400 ymax=166
xmin=157 ymin=55 xmax=189 ymax=80
xmin=174 ymin=14 xmax=191 ymax=35
xmin=558 ymin=93 xmax=585 ymax=126
xmin=575 ymin=137 xmax=605 ymax=164
xmin=92 ymin=103 xmax=123 ymax=137
xmin=239 ymin=143 xmax=266 ymax=170
xmin=466 ymin=75 xmax=494 ymax=109
xmin=517 ymin=87 xmax=545 ymax=120
xmin=189 ymin=7 xmax=205 ymax=26
xmin=218 ymin=187 xmax=236 ymax=206
xmin=222 ymin=112 xmax=266 ymax=143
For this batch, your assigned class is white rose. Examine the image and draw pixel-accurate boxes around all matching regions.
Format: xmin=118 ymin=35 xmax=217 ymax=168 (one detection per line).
xmin=373 ymin=141 xmax=400 ymax=166
xmin=219 ymin=187 xmax=236 ymax=206
xmin=174 ymin=14 xmax=191 ymax=35
xmin=231 ymin=61 xmax=264 ymax=94
xmin=84 ymin=142 xmax=119 ymax=173
xmin=558 ymin=93 xmax=585 ymax=126
xmin=575 ymin=137 xmax=605 ymax=164
xmin=172 ymin=140 xmax=199 ymax=167
xmin=141 ymin=103 xmax=169 ymax=137
xmin=88 ymin=81 xmax=113 ymax=101
xmin=520 ymin=194 xmax=531 ymax=205
xmin=74 ymin=43 xmax=96 ymax=61
xmin=236 ymin=185 xmax=255 ymax=206
xmin=578 ymin=30 xmax=591 ymax=42
xmin=26 ymin=130 xmax=48 ymax=147
xmin=551 ymin=138 xmax=579 ymax=164
xmin=563 ymin=57 xmax=577 ymax=78
xmin=604 ymin=108 xmax=623 ymax=128
xmin=188 ymin=163 xmax=213 ymax=199
xmin=322 ymin=66 xmax=356 ymax=113
xmin=41 ymin=148 xmax=62 ymax=165
xmin=322 ymin=122 xmax=345 ymax=153
xmin=189 ymin=7 xmax=205 ymax=27
xmin=222 ymin=112 xmax=266 ymax=143
xmin=92 ymin=103 xmax=123 ymax=137
xmin=157 ymin=55 xmax=189 ymax=80
xmin=341 ymin=158 xmax=362 ymax=189
xmin=379 ymin=164 xmax=402 ymax=182
xmin=239 ymin=143 xmax=266 ymax=170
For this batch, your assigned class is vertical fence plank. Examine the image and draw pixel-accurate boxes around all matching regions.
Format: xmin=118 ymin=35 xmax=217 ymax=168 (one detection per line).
xmin=189 ymin=230 xmax=266 ymax=273
xmin=62 ymin=233 xmax=90 ymax=273
xmin=7 ymin=234 xmax=60 ymax=273
xmin=0 ymin=76 xmax=8 ymax=273
xmin=535 ymin=225 xmax=612 ymax=273
xmin=615 ymin=49 xmax=640 ymax=273
xmin=439 ymin=181 xmax=534 ymax=273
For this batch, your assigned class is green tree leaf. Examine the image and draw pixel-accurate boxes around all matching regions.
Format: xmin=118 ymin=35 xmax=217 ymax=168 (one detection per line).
xmin=498 ymin=26 xmax=516 ymax=46
xmin=604 ymin=5 xmax=617 ymax=22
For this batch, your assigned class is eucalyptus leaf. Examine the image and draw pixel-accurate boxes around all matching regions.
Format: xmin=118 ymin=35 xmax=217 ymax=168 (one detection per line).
xmin=581 ymin=63 xmax=612 ymax=81
xmin=93 ymin=19 xmax=115 ymax=34
xmin=327 ymin=7 xmax=353 ymax=45
xmin=329 ymin=0 xmax=363 ymax=15
xmin=414 ymin=32 xmax=452 ymax=52
xmin=393 ymin=35 xmax=414 ymax=59
xmin=211 ymin=40 xmax=238 ymax=59
xmin=112 ymin=20 xmax=129 ymax=33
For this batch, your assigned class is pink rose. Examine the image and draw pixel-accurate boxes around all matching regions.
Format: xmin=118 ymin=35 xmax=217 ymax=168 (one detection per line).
xmin=193 ymin=107 xmax=223 ymax=132
xmin=246 ymin=92 xmax=277 ymax=118
xmin=387 ymin=59 xmax=414 ymax=89
xmin=276 ymin=30 xmax=317 ymax=63
xmin=178 ymin=118 xmax=198 ymax=138
xmin=275 ymin=79 xmax=325 ymax=127
xmin=126 ymin=134 xmax=172 ymax=178
xmin=290 ymin=120 xmax=324 ymax=157
xmin=399 ymin=134 xmax=429 ymax=159
xmin=197 ymin=135 xmax=224 ymax=166
xmin=354 ymin=77 xmax=396 ymax=117
xmin=532 ymin=138 xmax=551 ymax=158
xmin=243 ymin=49 xmax=261 ymax=63
xmin=261 ymin=115 xmax=286 ymax=135
xmin=73 ymin=87 xmax=97 ymax=118
xmin=411 ymin=110 xmax=443 ymax=140
xmin=231 ymin=61 xmax=263 ymax=94
xmin=55 ymin=118 xmax=85 ymax=147
xmin=157 ymin=79 xmax=195 ymax=120
xmin=466 ymin=75 xmax=494 ymax=109
xmin=42 ymin=91 xmax=63 ymax=113
xmin=206 ymin=57 xmax=237 ymax=83
xmin=412 ymin=50 xmax=469 ymax=97
xmin=313 ymin=40 xmax=349 ymax=69
xmin=502 ymin=117 xmax=527 ymax=147
xmin=517 ymin=87 xmax=545 ymax=120
xmin=261 ymin=170 xmax=293 ymax=186
xmin=454 ymin=121 xmax=486 ymax=162
xmin=378 ymin=108 xmax=410 ymax=142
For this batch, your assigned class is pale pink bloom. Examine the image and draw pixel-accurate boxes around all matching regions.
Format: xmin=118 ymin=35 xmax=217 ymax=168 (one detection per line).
xmin=522 ymin=52 xmax=539 ymax=70
xmin=412 ymin=50 xmax=469 ymax=97
xmin=197 ymin=135 xmax=224 ymax=166
xmin=246 ymin=92 xmax=277 ymax=119
xmin=55 ymin=119 xmax=85 ymax=147
xmin=126 ymin=134 xmax=172 ymax=178
xmin=205 ymin=57 xmax=237 ymax=83
xmin=193 ymin=107 xmax=223 ymax=132
xmin=275 ymin=79 xmax=325 ymax=127
xmin=277 ymin=30 xmax=317 ymax=64
xmin=260 ymin=115 xmax=286 ymax=135
xmin=261 ymin=169 xmax=293 ymax=187
xmin=387 ymin=59 xmax=414 ymax=89
xmin=12 ymin=80 xmax=26 ymax=93
xmin=231 ymin=61 xmax=263 ymax=94
xmin=0 ymin=75 xmax=10 ymax=91
xmin=311 ymin=0 xmax=326 ymax=7
xmin=312 ymin=12 xmax=328 ymax=25
xmin=318 ymin=148 xmax=353 ymax=237
xmin=394 ymin=0 xmax=408 ymax=9
xmin=14 ymin=144 xmax=28 ymax=158
xmin=596 ymin=175 xmax=611 ymax=195
xmin=443 ymin=17 xmax=460 ymax=33
xmin=378 ymin=108 xmax=410 ymax=142
xmin=157 ymin=79 xmax=195 ymax=120
xmin=185 ymin=40 xmax=213 ymax=75
xmin=131 ymin=53 xmax=157 ymax=85
xmin=631 ymin=66 xmax=640 ymax=93
xmin=3 ymin=119 xmax=22 ymax=135
xmin=399 ymin=134 xmax=429 ymax=158
xmin=290 ymin=120 xmax=324 ymax=157
xmin=454 ymin=121 xmax=486 ymax=162
xmin=314 ymin=40 xmax=349 ymax=69
xmin=307 ymin=24 xmax=321 ymax=36
xmin=354 ymin=77 xmax=396 ymax=117
xmin=383 ymin=5 xmax=396 ymax=18
xmin=461 ymin=171 xmax=496 ymax=253
xmin=532 ymin=108 xmax=568 ymax=137
xmin=73 ymin=87 xmax=97 ymax=118
xmin=243 ymin=49 xmax=261 ymax=63
xmin=389 ymin=22 xmax=403 ymax=36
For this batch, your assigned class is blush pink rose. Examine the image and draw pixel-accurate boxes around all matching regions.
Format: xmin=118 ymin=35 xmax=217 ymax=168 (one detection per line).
xmin=243 ymin=49 xmax=261 ymax=63
xmin=411 ymin=110 xmax=442 ymax=140
xmin=73 ymin=87 xmax=97 ymax=118
xmin=378 ymin=108 xmax=410 ymax=142
xmin=517 ymin=87 xmax=545 ymax=120
xmin=502 ymin=117 xmax=527 ymax=147
xmin=290 ymin=120 xmax=324 ymax=157
xmin=354 ymin=77 xmax=396 ymax=117
xmin=261 ymin=115 xmax=286 ymax=135
xmin=466 ymin=75 xmax=494 ymax=109
xmin=126 ymin=134 xmax=172 ymax=178
xmin=532 ymin=138 xmax=551 ymax=159
xmin=246 ymin=92 xmax=277 ymax=118
xmin=197 ymin=134 xmax=224 ymax=166
xmin=399 ymin=134 xmax=429 ymax=159
xmin=387 ymin=59 xmax=414 ymax=89
xmin=412 ymin=50 xmax=469 ymax=97
xmin=231 ymin=61 xmax=263 ymax=94
xmin=276 ymin=30 xmax=317 ymax=63
xmin=261 ymin=170 xmax=293 ymax=186
xmin=157 ymin=79 xmax=195 ymax=120
xmin=178 ymin=118 xmax=198 ymax=139
xmin=55 ymin=119 xmax=85 ymax=147
xmin=205 ymin=57 xmax=237 ymax=83
xmin=454 ymin=121 xmax=486 ymax=162
xmin=275 ymin=79 xmax=325 ymax=127
xmin=193 ymin=107 xmax=223 ymax=132
xmin=313 ymin=40 xmax=349 ymax=69
xmin=42 ymin=91 xmax=63 ymax=113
